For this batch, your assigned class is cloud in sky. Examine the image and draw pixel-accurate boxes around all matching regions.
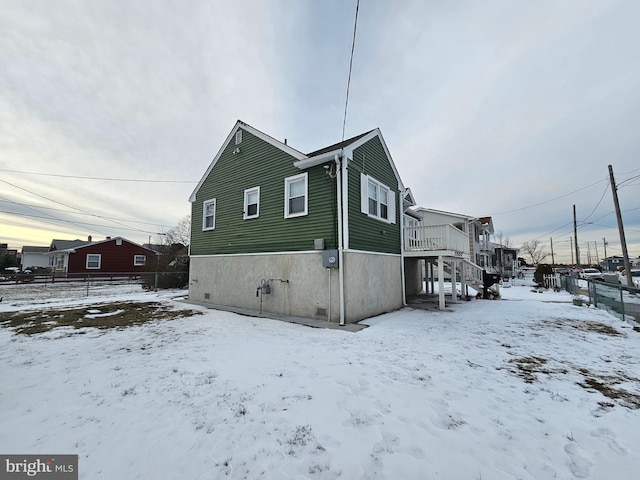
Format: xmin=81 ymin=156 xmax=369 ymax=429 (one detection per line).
xmin=1 ymin=0 xmax=639 ymax=263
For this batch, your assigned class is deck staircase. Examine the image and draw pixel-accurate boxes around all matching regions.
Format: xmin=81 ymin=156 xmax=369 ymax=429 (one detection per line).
xmin=404 ymin=223 xmax=500 ymax=307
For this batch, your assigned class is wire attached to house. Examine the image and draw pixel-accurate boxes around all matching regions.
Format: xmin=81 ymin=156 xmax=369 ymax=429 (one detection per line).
xmin=341 ymin=0 xmax=360 ymax=142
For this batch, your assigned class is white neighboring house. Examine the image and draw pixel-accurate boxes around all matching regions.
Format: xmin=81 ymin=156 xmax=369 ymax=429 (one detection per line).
xmin=20 ymin=246 xmax=50 ymax=270
xmin=410 ymin=208 xmax=496 ymax=269
xmin=402 ymin=207 xmax=499 ymax=309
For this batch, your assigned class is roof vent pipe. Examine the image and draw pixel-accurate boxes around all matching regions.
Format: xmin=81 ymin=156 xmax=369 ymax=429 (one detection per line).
xmin=88 ymin=235 xmax=92 ymax=242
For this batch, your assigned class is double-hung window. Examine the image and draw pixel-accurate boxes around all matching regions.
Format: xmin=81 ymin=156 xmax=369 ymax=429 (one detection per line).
xmin=367 ymin=179 xmax=389 ymax=220
xmin=86 ymin=254 xmax=101 ymax=269
xmin=361 ymin=173 xmax=395 ymax=223
xmin=202 ymin=199 xmax=216 ymax=230
xmin=243 ymin=186 xmax=260 ymax=219
xmin=284 ymin=173 xmax=308 ymax=218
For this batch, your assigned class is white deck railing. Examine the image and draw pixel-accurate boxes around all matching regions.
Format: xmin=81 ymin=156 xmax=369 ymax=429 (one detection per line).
xmin=404 ymin=224 xmax=470 ymax=255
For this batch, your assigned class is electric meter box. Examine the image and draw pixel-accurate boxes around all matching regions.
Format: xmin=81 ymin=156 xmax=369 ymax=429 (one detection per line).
xmin=322 ymin=249 xmax=339 ymax=268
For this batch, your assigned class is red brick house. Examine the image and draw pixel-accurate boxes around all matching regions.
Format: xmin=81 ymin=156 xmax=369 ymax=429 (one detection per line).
xmin=47 ymin=237 xmax=156 ymax=275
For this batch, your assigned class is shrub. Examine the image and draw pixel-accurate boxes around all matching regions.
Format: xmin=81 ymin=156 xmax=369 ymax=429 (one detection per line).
xmin=534 ymin=264 xmax=554 ymax=287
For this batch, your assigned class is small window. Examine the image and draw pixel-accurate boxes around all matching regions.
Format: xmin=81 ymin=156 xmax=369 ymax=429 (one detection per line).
xmin=86 ymin=254 xmax=101 ymax=269
xmin=116 ymin=238 xmax=122 ymax=246
xmin=203 ymin=199 xmax=216 ymax=230
xmin=284 ymin=173 xmax=308 ymax=218
xmin=360 ymin=173 xmax=396 ymax=223
xmin=235 ymin=130 xmax=242 ymax=145
xmin=243 ymin=186 xmax=260 ymax=219
xmin=134 ymin=255 xmax=146 ymax=266
xmin=367 ymin=179 xmax=388 ymax=219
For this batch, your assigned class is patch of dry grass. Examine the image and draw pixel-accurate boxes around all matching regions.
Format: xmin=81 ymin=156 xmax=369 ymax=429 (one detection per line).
xmin=0 ymin=301 xmax=202 ymax=335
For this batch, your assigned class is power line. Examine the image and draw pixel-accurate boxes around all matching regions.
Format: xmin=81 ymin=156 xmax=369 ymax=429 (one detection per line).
xmin=490 ymin=178 xmax=607 ymax=216
xmin=341 ymin=0 xmax=360 ymax=142
xmin=0 ymin=177 xmax=159 ymax=235
xmin=525 ymin=204 xmax=640 ymax=244
xmin=0 ymin=198 xmax=174 ymax=228
xmin=581 ymin=180 xmax=610 ymax=222
xmin=0 ymin=167 xmax=196 ymax=183
xmin=617 ymin=166 xmax=640 ymax=175
xmin=617 ymin=173 xmax=640 ymax=188
xmin=0 ymin=209 xmax=146 ymax=233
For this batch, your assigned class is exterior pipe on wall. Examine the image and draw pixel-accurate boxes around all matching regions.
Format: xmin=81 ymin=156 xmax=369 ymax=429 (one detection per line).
xmin=335 ymin=153 xmax=346 ymax=326
xmin=399 ymin=190 xmax=407 ymax=306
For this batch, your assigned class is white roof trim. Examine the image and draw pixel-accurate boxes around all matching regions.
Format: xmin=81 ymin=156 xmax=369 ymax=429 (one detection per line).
xmin=293 ymin=149 xmax=342 ymax=170
xmin=189 ymin=121 xmax=308 ymax=202
xmin=412 ymin=207 xmax=474 ymax=221
xmin=343 ymin=129 xmax=405 ymax=191
xmin=46 ymin=248 xmax=76 ymax=255
xmin=402 ymin=188 xmax=416 ymax=206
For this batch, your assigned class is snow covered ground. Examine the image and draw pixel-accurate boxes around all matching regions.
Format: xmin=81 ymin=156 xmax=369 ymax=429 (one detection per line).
xmin=1 ymin=284 xmax=639 ymax=479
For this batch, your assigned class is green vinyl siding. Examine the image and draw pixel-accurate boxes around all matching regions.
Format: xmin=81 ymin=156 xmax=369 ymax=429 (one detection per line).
xmin=191 ymin=129 xmax=338 ymax=255
xmin=347 ymin=136 xmax=401 ymax=254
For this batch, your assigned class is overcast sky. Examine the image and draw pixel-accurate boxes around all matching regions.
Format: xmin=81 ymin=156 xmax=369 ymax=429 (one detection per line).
xmin=1 ymin=0 xmax=639 ymax=264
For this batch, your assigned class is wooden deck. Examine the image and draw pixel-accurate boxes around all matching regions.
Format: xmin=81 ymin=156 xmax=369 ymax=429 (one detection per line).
xmin=404 ymin=224 xmax=470 ymax=258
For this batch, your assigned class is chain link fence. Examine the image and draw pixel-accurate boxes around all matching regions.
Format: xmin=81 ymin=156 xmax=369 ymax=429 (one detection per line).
xmin=0 ymin=272 xmax=188 ymax=305
xmin=558 ymin=274 xmax=639 ymax=323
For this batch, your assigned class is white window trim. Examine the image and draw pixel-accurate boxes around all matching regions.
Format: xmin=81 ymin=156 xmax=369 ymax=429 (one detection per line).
xmin=284 ymin=172 xmax=308 ymax=219
xmin=86 ymin=254 xmax=101 ymax=269
xmin=235 ymin=130 xmax=242 ymax=145
xmin=360 ymin=173 xmax=396 ymax=224
xmin=134 ymin=255 xmax=146 ymax=266
xmin=243 ymin=186 xmax=260 ymax=220
xmin=202 ymin=198 xmax=216 ymax=231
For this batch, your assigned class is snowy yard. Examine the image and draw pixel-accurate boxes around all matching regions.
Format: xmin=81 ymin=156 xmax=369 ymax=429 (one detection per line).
xmin=1 ymin=284 xmax=639 ymax=479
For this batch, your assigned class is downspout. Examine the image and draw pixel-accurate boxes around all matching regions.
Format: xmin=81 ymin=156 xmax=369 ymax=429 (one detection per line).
xmin=335 ymin=153 xmax=346 ymax=326
xmin=400 ymin=191 xmax=407 ymax=306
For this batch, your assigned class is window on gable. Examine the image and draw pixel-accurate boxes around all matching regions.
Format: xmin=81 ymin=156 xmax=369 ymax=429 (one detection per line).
xmin=134 ymin=255 xmax=146 ymax=266
xmin=86 ymin=254 xmax=101 ymax=269
xmin=360 ymin=173 xmax=396 ymax=224
xmin=284 ymin=173 xmax=308 ymax=218
xmin=202 ymin=199 xmax=216 ymax=230
xmin=235 ymin=130 xmax=242 ymax=145
xmin=243 ymin=187 xmax=260 ymax=220
xmin=367 ymin=178 xmax=388 ymax=220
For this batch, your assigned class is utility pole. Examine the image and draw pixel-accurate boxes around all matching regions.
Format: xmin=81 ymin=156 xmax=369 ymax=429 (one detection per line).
xmin=587 ymin=241 xmax=592 ymax=266
xmin=593 ymin=241 xmax=599 ymax=268
xmin=603 ymin=237 xmax=608 ymax=260
xmin=608 ymin=165 xmax=633 ymax=287
xmin=569 ymin=237 xmax=574 ymax=265
xmin=573 ymin=205 xmax=580 ymax=269
xmin=550 ymin=237 xmax=555 ymax=265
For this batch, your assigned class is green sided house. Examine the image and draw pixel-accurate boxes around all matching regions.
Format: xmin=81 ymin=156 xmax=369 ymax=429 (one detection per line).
xmin=188 ymin=120 xmax=417 ymax=324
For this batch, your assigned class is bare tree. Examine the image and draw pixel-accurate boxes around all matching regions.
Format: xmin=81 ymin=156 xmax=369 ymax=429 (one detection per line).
xmin=520 ymin=240 xmax=549 ymax=265
xmin=164 ymin=215 xmax=191 ymax=247
xmin=495 ymin=231 xmax=512 ymax=248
